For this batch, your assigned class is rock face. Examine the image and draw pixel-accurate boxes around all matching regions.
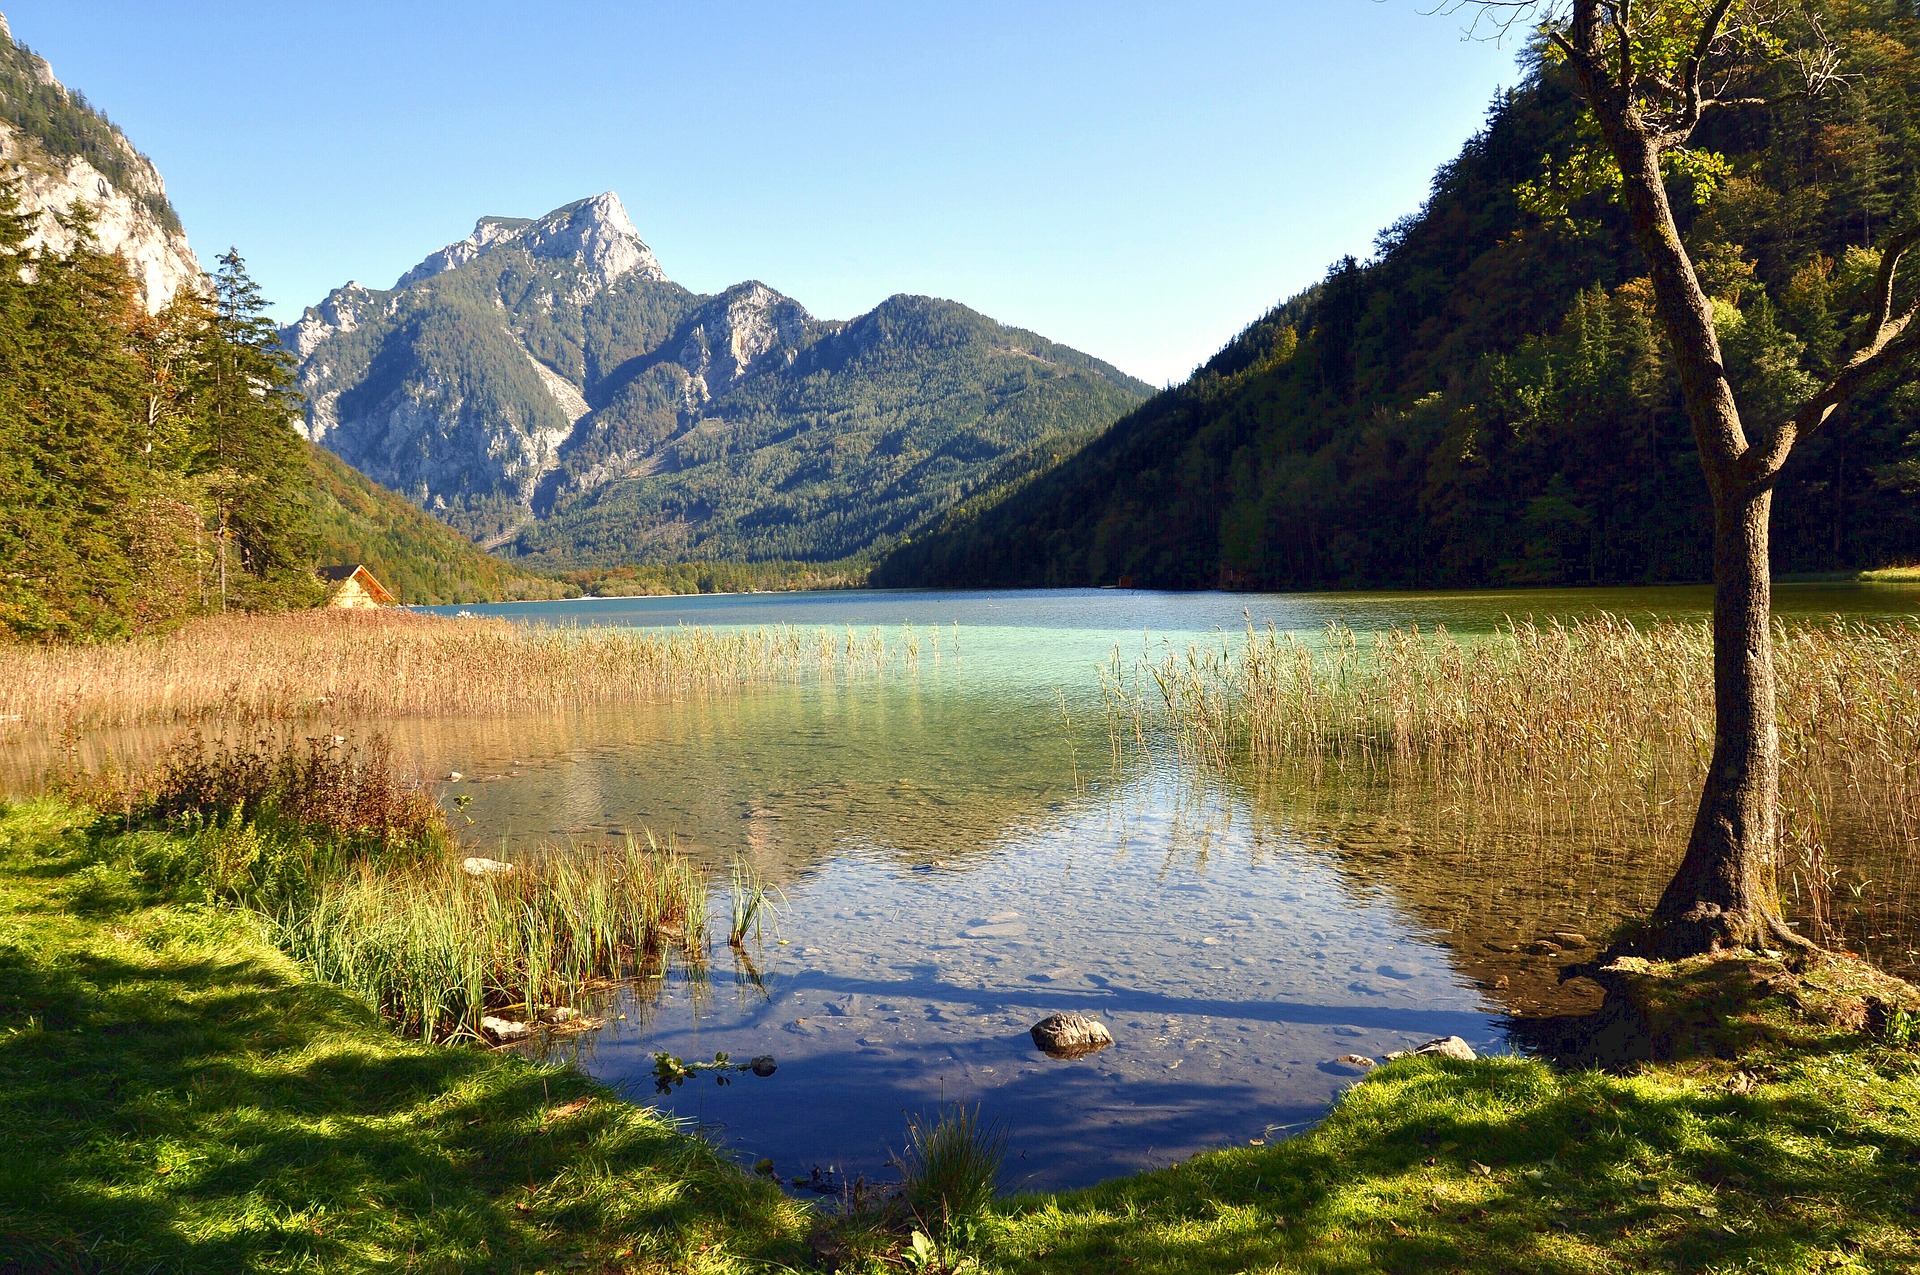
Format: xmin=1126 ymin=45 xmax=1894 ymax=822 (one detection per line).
xmin=281 ymin=192 xmax=1152 ymax=556
xmin=1030 ymin=1012 xmax=1114 ymax=1059
xmin=0 ymin=24 xmax=201 ymax=312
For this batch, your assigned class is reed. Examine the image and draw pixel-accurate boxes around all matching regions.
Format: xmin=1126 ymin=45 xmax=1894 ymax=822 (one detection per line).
xmin=727 ymin=855 xmax=780 ymax=949
xmin=0 ymin=609 xmax=913 ymax=730
xmin=279 ymin=833 xmax=709 ymax=1043
xmin=1114 ymin=615 xmax=1920 ymax=956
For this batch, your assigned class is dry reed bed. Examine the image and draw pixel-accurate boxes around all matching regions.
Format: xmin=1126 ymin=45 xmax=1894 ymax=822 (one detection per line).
xmin=0 ymin=610 xmax=913 ymax=728
xmin=1110 ymin=616 xmax=1920 ymax=936
xmin=1111 ymin=615 xmax=1920 ymax=789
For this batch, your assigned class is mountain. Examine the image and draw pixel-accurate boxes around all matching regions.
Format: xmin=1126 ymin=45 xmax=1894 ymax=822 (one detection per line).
xmin=283 ymin=194 xmax=1151 ymax=565
xmin=0 ymin=14 xmax=199 ymax=312
xmin=306 ymin=444 xmax=570 ymax=605
xmin=876 ymin=10 xmax=1920 ymax=591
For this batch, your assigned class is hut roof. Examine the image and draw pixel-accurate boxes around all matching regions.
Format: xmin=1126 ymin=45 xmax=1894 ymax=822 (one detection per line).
xmin=315 ymin=564 xmax=397 ymax=605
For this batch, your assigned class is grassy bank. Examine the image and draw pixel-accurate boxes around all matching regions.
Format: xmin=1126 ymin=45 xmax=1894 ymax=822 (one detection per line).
xmin=0 ymin=610 xmax=913 ymax=729
xmin=986 ymin=1028 xmax=1920 ymax=1273
xmin=0 ymin=799 xmax=806 ymax=1273
xmin=7 ymin=798 xmax=1920 ymax=1273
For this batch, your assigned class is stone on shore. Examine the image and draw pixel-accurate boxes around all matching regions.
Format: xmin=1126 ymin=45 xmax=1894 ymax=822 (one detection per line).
xmin=462 ymin=857 xmax=514 ymax=876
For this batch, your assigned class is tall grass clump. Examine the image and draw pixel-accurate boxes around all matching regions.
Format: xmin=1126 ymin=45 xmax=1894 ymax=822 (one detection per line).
xmin=727 ymin=855 xmax=781 ymax=949
xmin=280 ymin=834 xmax=709 ymax=1042
xmin=0 ymin=609 xmax=916 ymax=729
xmin=897 ymin=1105 xmax=1006 ymax=1236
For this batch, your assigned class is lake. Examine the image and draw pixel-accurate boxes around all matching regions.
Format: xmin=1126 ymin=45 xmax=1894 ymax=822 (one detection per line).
xmin=14 ymin=582 xmax=1920 ymax=1192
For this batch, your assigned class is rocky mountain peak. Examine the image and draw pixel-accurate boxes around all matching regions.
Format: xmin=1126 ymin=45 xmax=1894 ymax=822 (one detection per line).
xmin=393 ymin=191 xmax=663 ymax=297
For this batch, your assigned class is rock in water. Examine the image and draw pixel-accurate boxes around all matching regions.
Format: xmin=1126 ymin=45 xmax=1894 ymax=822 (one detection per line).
xmin=482 ymin=1016 xmax=530 ymax=1042
xmin=1333 ymin=1054 xmax=1378 ymax=1072
xmin=462 ymin=856 xmax=514 ymax=876
xmin=1030 ymin=1012 xmax=1114 ymax=1059
xmin=749 ymin=1055 xmax=778 ymax=1077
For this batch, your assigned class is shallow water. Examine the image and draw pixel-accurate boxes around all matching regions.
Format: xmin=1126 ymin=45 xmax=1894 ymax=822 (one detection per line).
xmin=11 ymin=582 xmax=1920 ymax=1192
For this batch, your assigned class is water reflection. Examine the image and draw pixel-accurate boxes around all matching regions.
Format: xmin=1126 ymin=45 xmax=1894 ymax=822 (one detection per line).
xmin=552 ymin=769 xmax=1496 ymax=1191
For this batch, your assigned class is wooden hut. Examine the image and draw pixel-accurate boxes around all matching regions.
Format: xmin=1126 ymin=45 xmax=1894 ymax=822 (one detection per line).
xmin=316 ymin=564 xmax=397 ymax=609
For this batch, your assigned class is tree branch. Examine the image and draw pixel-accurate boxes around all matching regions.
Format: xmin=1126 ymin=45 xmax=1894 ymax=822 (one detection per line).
xmin=1745 ymin=222 xmax=1920 ymax=486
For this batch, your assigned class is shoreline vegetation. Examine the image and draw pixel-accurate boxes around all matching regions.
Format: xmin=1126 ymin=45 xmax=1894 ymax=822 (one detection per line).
xmin=0 ymin=610 xmax=919 ymax=730
xmin=7 ymin=789 xmax=1920 ymax=1272
xmin=1 ymin=627 xmax=1917 ymax=1270
xmin=1109 ymin=616 xmax=1920 ymax=958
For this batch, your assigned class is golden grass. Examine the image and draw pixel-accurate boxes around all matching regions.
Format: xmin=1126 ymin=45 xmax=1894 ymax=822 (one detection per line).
xmin=0 ymin=609 xmax=909 ymax=729
xmin=1109 ymin=615 xmax=1920 ymax=951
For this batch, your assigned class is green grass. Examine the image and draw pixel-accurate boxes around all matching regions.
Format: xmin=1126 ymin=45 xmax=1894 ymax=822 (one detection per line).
xmin=1859 ymin=565 xmax=1920 ymax=583
xmin=981 ymin=1026 xmax=1920 ymax=1274
xmin=0 ymin=800 xmax=806 ymax=1273
xmin=8 ymin=797 xmax=1920 ymax=1274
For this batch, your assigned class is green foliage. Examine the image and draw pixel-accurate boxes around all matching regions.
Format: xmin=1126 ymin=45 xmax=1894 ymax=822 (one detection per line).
xmin=306 ymin=443 xmax=572 ymax=603
xmin=0 ymin=191 xmax=324 ymax=640
xmin=881 ymin=1 xmax=1920 ymax=592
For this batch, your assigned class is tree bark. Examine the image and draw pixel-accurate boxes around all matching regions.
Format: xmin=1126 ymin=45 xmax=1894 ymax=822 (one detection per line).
xmin=1647 ymin=484 xmax=1794 ymax=952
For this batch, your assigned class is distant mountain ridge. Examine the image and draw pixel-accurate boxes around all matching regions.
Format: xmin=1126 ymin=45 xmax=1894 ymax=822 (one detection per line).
xmin=284 ymin=194 xmax=1151 ymax=564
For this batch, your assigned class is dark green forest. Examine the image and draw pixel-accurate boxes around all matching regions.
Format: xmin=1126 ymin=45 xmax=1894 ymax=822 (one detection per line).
xmin=876 ymin=0 xmax=1920 ymax=592
xmin=0 ymin=194 xmax=321 ymax=640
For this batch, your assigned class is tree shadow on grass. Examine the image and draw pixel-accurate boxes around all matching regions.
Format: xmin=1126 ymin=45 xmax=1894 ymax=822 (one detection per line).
xmin=0 ymin=843 xmax=803 ymax=1274
xmin=993 ymin=1053 xmax=1920 ymax=1274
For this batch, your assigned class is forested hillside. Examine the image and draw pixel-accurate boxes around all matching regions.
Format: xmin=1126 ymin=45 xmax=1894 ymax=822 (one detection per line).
xmin=877 ymin=1 xmax=1920 ymax=591
xmin=307 ymin=446 xmax=570 ymax=605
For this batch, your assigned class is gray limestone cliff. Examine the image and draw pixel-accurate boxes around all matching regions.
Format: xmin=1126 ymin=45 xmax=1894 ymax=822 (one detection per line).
xmin=0 ymin=13 xmax=202 ymax=311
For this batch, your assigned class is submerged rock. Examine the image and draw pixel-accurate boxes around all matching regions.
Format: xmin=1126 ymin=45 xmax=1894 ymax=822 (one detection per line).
xmin=482 ymin=1015 xmax=530 ymax=1042
xmin=749 ymin=1055 xmax=778 ymax=1077
xmin=1030 ymin=1012 xmax=1114 ymax=1059
xmin=462 ymin=856 xmax=514 ymax=876
xmin=1550 ymin=931 xmax=1591 ymax=948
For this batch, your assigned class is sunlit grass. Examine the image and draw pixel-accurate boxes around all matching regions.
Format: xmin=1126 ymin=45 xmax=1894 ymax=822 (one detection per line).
xmin=282 ymin=834 xmax=709 ymax=1043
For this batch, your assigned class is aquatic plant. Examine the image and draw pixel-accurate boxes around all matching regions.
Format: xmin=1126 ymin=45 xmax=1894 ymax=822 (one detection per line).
xmin=0 ymin=609 xmax=916 ymax=730
xmin=726 ymin=855 xmax=781 ymax=949
xmin=279 ymin=831 xmax=708 ymax=1043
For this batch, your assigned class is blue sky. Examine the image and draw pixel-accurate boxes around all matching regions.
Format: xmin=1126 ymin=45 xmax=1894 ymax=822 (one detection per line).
xmin=4 ymin=2 xmax=1523 ymax=385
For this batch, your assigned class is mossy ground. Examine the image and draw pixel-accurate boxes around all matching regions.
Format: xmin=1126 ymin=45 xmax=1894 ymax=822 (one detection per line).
xmin=5 ymin=798 xmax=1920 ymax=1273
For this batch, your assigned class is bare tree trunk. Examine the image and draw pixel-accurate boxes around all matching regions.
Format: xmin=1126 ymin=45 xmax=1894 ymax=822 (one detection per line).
xmin=1598 ymin=134 xmax=1801 ymax=956
xmin=1648 ymin=484 xmax=1795 ymax=952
